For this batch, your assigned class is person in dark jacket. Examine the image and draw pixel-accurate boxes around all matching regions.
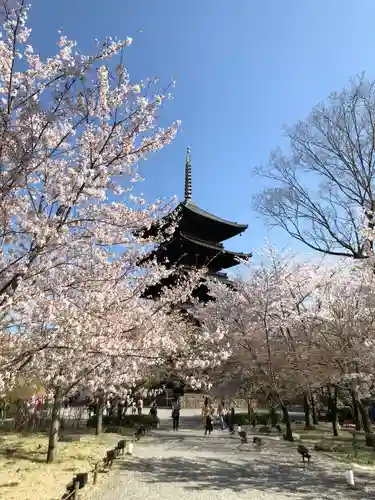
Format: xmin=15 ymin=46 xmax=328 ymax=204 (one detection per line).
xmin=150 ymin=400 xmax=158 ymax=418
xmin=172 ymin=399 xmax=181 ymax=431
xmin=228 ymin=405 xmax=235 ymax=433
xmin=205 ymin=410 xmax=214 ymax=436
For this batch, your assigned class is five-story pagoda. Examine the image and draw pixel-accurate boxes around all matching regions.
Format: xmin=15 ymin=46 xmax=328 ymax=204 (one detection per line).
xmin=140 ymin=148 xmax=251 ymax=301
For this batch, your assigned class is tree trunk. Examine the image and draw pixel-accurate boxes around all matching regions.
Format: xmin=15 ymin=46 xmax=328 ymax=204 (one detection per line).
xmin=47 ymin=388 xmax=61 ymax=464
xmin=117 ymin=403 xmax=123 ymax=426
xmin=331 ymin=386 xmax=339 ymax=437
xmin=327 ymin=385 xmax=333 ymax=419
xmin=351 ymin=388 xmax=362 ymax=431
xmin=303 ymin=392 xmax=314 ymax=429
xmin=270 ymin=404 xmax=278 ymax=428
xmin=14 ymin=399 xmax=26 ymax=432
xmin=357 ymin=399 xmax=375 ymax=447
xmin=281 ymin=404 xmax=293 ymax=441
xmin=310 ymin=393 xmax=318 ymax=425
xmin=96 ymin=395 xmax=104 ymax=436
xmin=247 ymin=399 xmax=253 ymax=424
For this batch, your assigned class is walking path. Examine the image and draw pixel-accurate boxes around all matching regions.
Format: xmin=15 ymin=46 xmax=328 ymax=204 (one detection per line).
xmin=92 ymin=413 xmax=375 ymax=500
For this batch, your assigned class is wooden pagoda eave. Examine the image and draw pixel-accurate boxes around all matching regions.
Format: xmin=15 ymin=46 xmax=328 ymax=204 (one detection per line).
xmin=136 ymin=202 xmax=248 ymax=243
xmin=142 ymin=232 xmax=251 ymax=271
xmin=181 ymin=201 xmax=248 ymax=237
xmin=180 ymin=232 xmax=251 ymax=261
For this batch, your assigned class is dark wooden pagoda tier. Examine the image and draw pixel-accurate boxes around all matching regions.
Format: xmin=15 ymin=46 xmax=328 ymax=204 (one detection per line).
xmin=141 ymin=148 xmax=251 ymax=302
xmin=142 ymin=200 xmax=248 ymax=244
xmin=143 ymin=225 xmax=249 ymax=273
xmin=143 ymin=269 xmax=234 ymax=302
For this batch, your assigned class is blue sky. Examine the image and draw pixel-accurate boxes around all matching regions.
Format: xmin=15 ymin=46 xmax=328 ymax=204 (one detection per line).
xmin=28 ymin=0 xmax=375 ymax=263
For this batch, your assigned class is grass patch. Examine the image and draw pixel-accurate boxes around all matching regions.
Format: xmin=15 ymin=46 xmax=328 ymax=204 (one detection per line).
xmin=328 ymin=444 xmax=375 ymax=466
xmin=296 ymin=424 xmax=375 ymax=466
xmin=0 ymin=427 xmax=134 ymax=499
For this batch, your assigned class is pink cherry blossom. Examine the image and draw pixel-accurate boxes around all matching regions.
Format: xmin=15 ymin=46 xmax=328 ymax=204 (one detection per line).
xmin=0 ymin=2 xmax=208 ymax=462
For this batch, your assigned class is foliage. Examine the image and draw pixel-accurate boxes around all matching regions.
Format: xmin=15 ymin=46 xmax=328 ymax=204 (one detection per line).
xmin=269 ymin=406 xmax=279 ymax=426
xmin=197 ymin=242 xmax=375 ymax=444
xmin=232 ymin=412 xmax=249 ymax=426
xmin=0 ymin=0 xmax=209 ymax=404
xmin=0 ymin=1 xmax=216 ymax=462
xmin=335 ymin=407 xmax=354 ymax=424
xmin=86 ymin=413 xmax=157 ymax=429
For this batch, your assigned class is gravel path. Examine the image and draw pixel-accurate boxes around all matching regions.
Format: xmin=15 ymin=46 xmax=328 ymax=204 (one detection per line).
xmin=92 ymin=416 xmax=375 ymax=500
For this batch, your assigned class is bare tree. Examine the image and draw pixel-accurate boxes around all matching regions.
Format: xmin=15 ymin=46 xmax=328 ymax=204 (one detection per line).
xmin=254 ymin=73 xmax=375 ymax=258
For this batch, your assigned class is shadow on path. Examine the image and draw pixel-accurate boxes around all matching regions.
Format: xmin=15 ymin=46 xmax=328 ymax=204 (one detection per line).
xmin=121 ymin=445 xmax=375 ymax=499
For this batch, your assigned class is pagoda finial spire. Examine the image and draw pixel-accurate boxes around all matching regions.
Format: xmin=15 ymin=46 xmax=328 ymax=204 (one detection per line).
xmin=184 ymin=146 xmax=192 ymax=202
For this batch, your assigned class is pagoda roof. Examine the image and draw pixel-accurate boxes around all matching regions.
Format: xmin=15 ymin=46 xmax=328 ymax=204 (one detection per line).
xmin=140 ymin=201 xmax=248 ymax=243
xmin=142 ymin=269 xmax=236 ymax=303
xmin=148 ymin=232 xmax=251 ymax=272
xmin=180 ymin=201 xmax=248 ymax=241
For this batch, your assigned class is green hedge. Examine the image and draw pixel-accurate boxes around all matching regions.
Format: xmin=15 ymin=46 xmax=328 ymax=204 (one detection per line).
xmin=256 ymin=413 xmax=271 ymax=426
xmin=232 ymin=413 xmax=249 ymax=426
xmin=87 ymin=413 xmax=158 ymax=429
xmin=232 ymin=411 xmax=279 ymax=426
xmin=269 ymin=407 xmax=280 ymax=426
xmin=337 ymin=407 xmax=354 ymax=424
xmin=325 ymin=406 xmax=353 ymax=423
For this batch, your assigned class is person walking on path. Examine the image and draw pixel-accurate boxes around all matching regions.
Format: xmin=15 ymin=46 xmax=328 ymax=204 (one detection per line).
xmin=205 ymin=406 xmax=214 ymax=437
xmin=202 ymin=397 xmax=211 ymax=428
xmin=149 ymin=399 xmax=158 ymax=418
xmin=218 ymin=400 xmax=227 ymax=430
xmin=172 ymin=398 xmax=181 ymax=431
xmin=228 ymin=404 xmax=235 ymax=433
xmin=137 ymin=397 xmax=143 ymax=416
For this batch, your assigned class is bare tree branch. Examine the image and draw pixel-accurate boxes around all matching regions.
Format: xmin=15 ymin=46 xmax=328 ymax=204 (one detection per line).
xmin=253 ymin=73 xmax=375 ymax=258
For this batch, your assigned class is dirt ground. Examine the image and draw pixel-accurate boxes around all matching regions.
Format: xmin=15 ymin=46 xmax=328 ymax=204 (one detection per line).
xmin=0 ymin=429 xmax=130 ymax=500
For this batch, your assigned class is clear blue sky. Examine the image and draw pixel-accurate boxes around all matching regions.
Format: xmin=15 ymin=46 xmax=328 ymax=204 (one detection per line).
xmin=29 ymin=0 xmax=375 ymax=261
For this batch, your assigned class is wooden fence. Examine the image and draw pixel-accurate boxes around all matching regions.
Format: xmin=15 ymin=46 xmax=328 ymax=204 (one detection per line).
xmin=60 ymin=424 xmax=151 ymax=499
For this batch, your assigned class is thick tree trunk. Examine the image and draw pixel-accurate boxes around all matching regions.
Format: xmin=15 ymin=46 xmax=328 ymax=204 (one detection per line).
xmin=14 ymin=399 xmax=26 ymax=432
xmin=281 ymin=404 xmax=293 ymax=441
xmin=117 ymin=403 xmax=123 ymax=426
xmin=327 ymin=385 xmax=333 ymax=418
xmin=331 ymin=386 xmax=339 ymax=437
xmin=47 ymin=388 xmax=61 ymax=464
xmin=270 ymin=404 xmax=278 ymax=428
xmin=351 ymin=388 xmax=362 ymax=431
xmin=303 ymin=392 xmax=314 ymax=429
xmin=310 ymin=393 xmax=318 ymax=425
xmin=357 ymin=399 xmax=375 ymax=447
xmin=96 ymin=396 xmax=104 ymax=436
xmin=247 ymin=399 xmax=253 ymax=424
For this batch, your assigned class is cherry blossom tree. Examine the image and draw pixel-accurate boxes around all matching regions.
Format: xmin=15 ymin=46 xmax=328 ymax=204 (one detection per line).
xmin=310 ymin=262 xmax=375 ymax=445
xmin=4 ymin=255 xmax=207 ymax=461
xmin=197 ymin=244 xmax=375 ymax=445
xmin=0 ymin=1 xmax=210 ymax=462
xmin=197 ymin=247 xmax=345 ymax=441
xmin=0 ymin=0 xmax=181 ymax=320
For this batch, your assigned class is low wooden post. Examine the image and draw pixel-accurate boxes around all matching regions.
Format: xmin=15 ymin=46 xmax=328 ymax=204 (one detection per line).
xmin=93 ymin=461 xmax=100 ymax=485
xmin=117 ymin=439 xmax=126 ymax=455
xmin=106 ymin=449 xmax=116 ymax=469
xmin=73 ymin=480 xmax=79 ymax=500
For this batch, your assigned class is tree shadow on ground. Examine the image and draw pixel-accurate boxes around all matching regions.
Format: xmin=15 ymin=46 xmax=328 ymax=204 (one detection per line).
xmin=146 ymin=429 xmax=277 ymax=452
xmin=120 ymin=449 xmax=375 ymax=499
xmin=0 ymin=445 xmax=46 ymax=464
xmin=0 ymin=481 xmax=19 ymax=488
